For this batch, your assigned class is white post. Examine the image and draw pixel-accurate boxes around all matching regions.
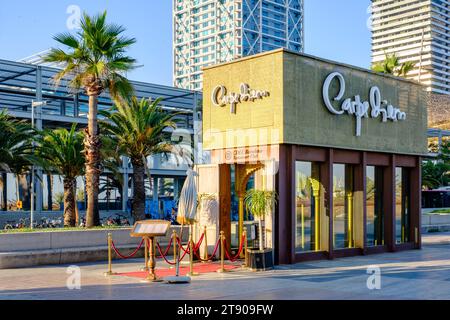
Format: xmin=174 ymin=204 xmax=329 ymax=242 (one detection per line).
xmin=30 ymin=100 xmax=35 ymax=229
xmin=30 ymin=99 xmax=47 ymax=229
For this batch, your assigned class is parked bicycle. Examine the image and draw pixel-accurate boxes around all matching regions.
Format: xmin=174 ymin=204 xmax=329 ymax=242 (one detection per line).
xmin=3 ymin=218 xmax=29 ymax=230
xmin=102 ymin=214 xmax=130 ymax=227
xmin=35 ymin=217 xmax=63 ymax=228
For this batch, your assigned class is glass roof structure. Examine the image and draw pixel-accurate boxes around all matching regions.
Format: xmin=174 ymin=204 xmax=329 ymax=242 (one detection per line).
xmin=0 ymin=59 xmax=201 ymax=130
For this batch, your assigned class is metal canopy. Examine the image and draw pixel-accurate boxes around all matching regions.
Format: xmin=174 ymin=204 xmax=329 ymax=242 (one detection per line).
xmin=0 ymin=58 xmax=201 ymax=129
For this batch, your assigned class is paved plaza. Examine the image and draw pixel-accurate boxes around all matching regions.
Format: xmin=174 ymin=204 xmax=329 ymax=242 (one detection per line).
xmin=1 ymin=233 xmax=450 ymax=300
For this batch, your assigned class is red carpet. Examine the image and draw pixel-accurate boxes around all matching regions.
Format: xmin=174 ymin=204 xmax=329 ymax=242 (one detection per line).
xmin=117 ymin=262 xmax=240 ymax=279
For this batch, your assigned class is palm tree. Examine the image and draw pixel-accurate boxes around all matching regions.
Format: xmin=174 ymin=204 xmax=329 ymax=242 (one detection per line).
xmin=0 ymin=111 xmax=33 ymax=172
xmin=244 ymin=189 xmax=278 ymax=251
xmin=372 ymin=53 xmax=415 ymax=77
xmin=30 ymin=125 xmax=85 ymax=227
xmin=422 ymin=160 xmax=450 ymax=190
xmin=0 ymin=111 xmax=33 ymax=210
xmin=100 ymin=97 xmax=178 ymax=221
xmin=44 ymin=11 xmax=136 ymax=227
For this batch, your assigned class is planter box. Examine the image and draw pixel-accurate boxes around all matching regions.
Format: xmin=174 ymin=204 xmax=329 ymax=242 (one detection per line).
xmin=0 ymin=228 xmax=138 ymax=252
xmin=247 ymin=248 xmax=273 ymax=271
xmin=0 ymin=226 xmax=188 ymax=269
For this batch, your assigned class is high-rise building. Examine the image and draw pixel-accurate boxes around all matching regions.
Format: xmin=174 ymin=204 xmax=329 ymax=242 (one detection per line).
xmin=173 ymin=0 xmax=304 ymax=90
xmin=371 ymin=0 xmax=450 ymax=95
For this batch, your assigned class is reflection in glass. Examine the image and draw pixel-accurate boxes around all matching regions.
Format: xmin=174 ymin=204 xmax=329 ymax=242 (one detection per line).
xmin=366 ymin=166 xmax=384 ymax=246
xmin=230 ymin=165 xmax=254 ymax=222
xmin=295 ymin=161 xmax=321 ymax=252
xmin=396 ymin=167 xmax=411 ymax=244
xmin=333 ymin=164 xmax=355 ymax=249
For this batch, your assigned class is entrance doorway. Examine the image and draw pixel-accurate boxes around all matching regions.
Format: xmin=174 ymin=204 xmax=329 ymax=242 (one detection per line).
xmin=195 ymin=160 xmax=276 ymax=258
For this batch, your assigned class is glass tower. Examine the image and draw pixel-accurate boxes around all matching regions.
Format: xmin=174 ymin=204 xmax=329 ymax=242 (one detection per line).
xmin=173 ymin=0 xmax=304 ymax=90
xmin=372 ymin=0 xmax=450 ymax=95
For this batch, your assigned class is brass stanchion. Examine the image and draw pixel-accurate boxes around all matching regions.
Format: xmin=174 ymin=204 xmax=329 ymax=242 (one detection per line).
xmin=171 ymin=230 xmax=178 ymax=268
xmin=104 ymin=232 xmax=115 ymax=276
xmin=243 ymin=230 xmax=248 ymax=268
xmin=217 ymin=231 xmax=228 ymax=273
xmin=186 ymin=225 xmax=199 ymax=276
xmin=202 ymin=226 xmax=208 ymax=263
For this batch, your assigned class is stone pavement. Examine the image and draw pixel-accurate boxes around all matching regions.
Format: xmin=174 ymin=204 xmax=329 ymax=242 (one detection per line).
xmin=422 ymin=231 xmax=450 ymax=245
xmin=1 ymin=235 xmax=450 ymax=300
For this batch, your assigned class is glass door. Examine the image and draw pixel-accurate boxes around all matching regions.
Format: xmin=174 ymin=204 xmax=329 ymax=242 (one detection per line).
xmin=295 ymin=161 xmax=321 ymax=253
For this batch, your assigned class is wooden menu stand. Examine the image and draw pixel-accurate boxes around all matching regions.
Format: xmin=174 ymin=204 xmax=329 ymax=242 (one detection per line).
xmin=130 ymin=220 xmax=171 ymax=283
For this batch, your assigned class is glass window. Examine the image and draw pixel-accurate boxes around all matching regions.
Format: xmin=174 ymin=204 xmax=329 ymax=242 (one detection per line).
xmin=295 ymin=161 xmax=321 ymax=253
xmin=396 ymin=168 xmax=411 ymax=244
xmin=333 ymin=164 xmax=355 ymax=249
xmin=366 ymin=166 xmax=384 ymax=247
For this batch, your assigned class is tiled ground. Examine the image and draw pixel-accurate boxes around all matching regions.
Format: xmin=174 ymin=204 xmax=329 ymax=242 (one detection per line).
xmin=1 ymin=233 xmax=450 ymax=300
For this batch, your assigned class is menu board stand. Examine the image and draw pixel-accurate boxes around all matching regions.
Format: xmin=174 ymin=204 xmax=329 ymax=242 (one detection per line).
xmin=130 ymin=220 xmax=171 ymax=282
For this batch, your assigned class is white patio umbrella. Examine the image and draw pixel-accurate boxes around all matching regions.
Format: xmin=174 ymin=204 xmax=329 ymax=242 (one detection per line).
xmin=177 ymin=169 xmax=198 ymax=225
xmin=164 ymin=169 xmax=198 ymax=283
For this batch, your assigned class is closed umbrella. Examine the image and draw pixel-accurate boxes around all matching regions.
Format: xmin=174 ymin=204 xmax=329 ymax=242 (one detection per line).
xmin=164 ymin=169 xmax=198 ymax=283
xmin=177 ymin=169 xmax=198 ymax=225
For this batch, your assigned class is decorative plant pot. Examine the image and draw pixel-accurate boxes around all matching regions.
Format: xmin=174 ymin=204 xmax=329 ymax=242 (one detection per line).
xmin=247 ymin=248 xmax=273 ymax=271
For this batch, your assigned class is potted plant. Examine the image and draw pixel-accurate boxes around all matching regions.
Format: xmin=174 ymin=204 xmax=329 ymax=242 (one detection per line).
xmin=244 ymin=189 xmax=278 ymax=271
xmin=54 ymin=192 xmax=64 ymax=211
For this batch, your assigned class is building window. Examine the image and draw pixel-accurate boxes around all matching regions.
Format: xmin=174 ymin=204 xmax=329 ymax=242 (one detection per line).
xmin=396 ymin=167 xmax=411 ymax=244
xmin=295 ymin=161 xmax=321 ymax=253
xmin=366 ymin=166 xmax=384 ymax=247
xmin=333 ymin=164 xmax=355 ymax=249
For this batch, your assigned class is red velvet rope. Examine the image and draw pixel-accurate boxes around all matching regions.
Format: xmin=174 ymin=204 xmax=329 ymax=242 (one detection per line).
xmin=177 ymin=238 xmax=190 ymax=254
xmin=155 ymin=238 xmax=173 ymax=259
xmin=194 ymin=233 xmax=205 ymax=251
xmin=193 ymin=237 xmax=221 ymax=262
xmin=179 ymin=242 xmax=190 ymax=261
xmin=177 ymin=232 xmax=205 ymax=254
xmin=223 ymin=234 xmax=246 ymax=262
xmin=111 ymin=239 xmax=144 ymax=259
xmin=156 ymin=242 xmax=177 ymax=265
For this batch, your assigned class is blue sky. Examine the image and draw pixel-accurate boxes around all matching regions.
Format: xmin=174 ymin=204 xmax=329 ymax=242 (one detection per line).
xmin=0 ymin=0 xmax=371 ymax=85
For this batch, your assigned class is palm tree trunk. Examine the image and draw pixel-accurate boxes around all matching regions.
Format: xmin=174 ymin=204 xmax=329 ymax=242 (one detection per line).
xmin=85 ymin=94 xmax=101 ymax=227
xmin=47 ymin=174 xmax=53 ymax=211
xmin=18 ymin=174 xmax=30 ymax=210
xmin=74 ymin=180 xmax=79 ymax=226
xmin=132 ymin=159 xmax=146 ymax=221
xmin=63 ymin=178 xmax=76 ymax=227
xmin=258 ymin=219 xmax=264 ymax=251
xmin=1 ymin=172 xmax=6 ymax=211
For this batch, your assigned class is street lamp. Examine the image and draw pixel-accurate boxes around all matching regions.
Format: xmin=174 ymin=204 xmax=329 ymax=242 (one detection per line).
xmin=30 ymin=100 xmax=47 ymax=229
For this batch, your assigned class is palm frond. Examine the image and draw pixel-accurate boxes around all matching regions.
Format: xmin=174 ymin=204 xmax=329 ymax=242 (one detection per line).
xmin=100 ymin=97 xmax=181 ymax=165
xmin=44 ymin=11 xmax=135 ymax=100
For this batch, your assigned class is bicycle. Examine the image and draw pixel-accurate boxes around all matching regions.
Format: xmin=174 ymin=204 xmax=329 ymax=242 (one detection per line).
xmin=102 ymin=214 xmax=131 ymax=227
xmin=3 ymin=218 xmax=29 ymax=230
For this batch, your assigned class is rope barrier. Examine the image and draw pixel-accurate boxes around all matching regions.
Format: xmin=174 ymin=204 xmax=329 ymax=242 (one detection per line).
xmin=155 ymin=238 xmax=173 ymax=259
xmin=111 ymin=239 xmax=144 ymax=259
xmin=177 ymin=232 xmax=205 ymax=254
xmin=108 ymin=228 xmax=246 ymax=275
xmin=193 ymin=237 xmax=221 ymax=262
xmin=223 ymin=234 xmax=246 ymax=262
xmin=177 ymin=237 xmax=190 ymax=254
xmin=194 ymin=233 xmax=205 ymax=252
xmin=156 ymin=242 xmax=177 ymax=265
xmin=179 ymin=241 xmax=190 ymax=261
